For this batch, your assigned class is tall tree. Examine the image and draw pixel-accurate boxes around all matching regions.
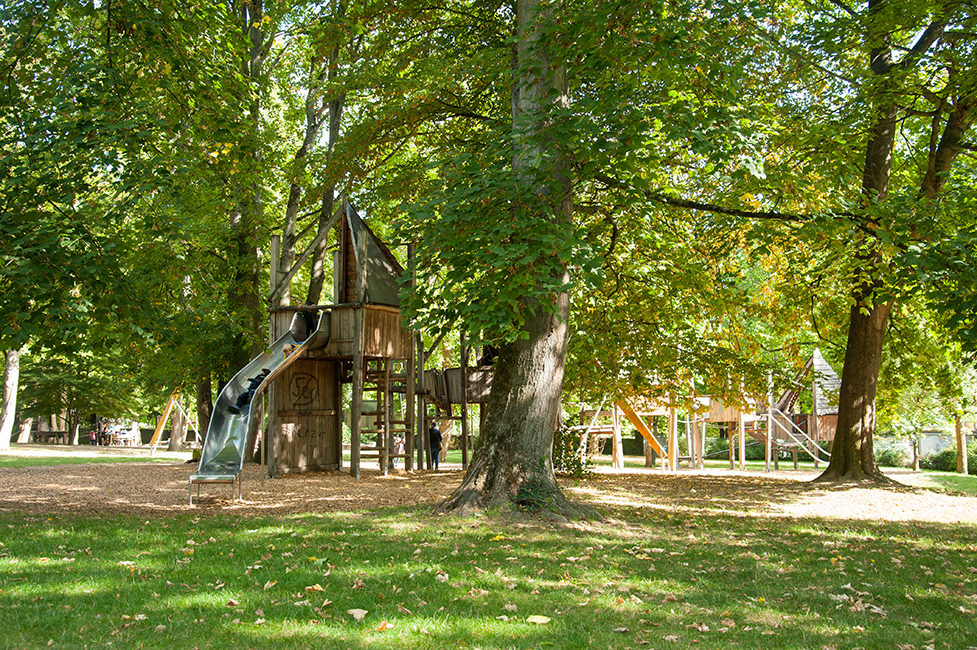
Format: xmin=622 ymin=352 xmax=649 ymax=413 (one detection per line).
xmin=818 ymin=0 xmax=976 ymax=481
xmin=436 ymin=0 xmax=589 ymax=516
xmin=0 ymin=349 xmax=21 ymax=449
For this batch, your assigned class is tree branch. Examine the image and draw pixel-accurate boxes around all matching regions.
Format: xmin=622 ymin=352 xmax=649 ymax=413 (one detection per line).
xmin=592 ymin=172 xmax=809 ymax=222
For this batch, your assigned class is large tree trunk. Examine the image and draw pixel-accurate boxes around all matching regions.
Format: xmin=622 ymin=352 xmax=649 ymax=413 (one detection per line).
xmin=0 ymin=348 xmax=21 ymax=450
xmin=308 ymin=69 xmax=346 ymax=304
xmin=956 ymin=415 xmax=970 ymax=475
xmin=228 ymin=0 xmax=267 ymax=409
xmin=196 ymin=374 xmax=213 ymax=445
xmin=438 ymin=0 xmax=596 ymax=519
xmin=817 ymin=1 xmax=967 ymax=482
xmin=818 ymin=300 xmax=892 ymax=481
xmin=168 ymin=399 xmax=186 ymax=452
xmin=16 ymin=417 xmax=31 ymax=444
xmin=438 ymin=293 xmax=591 ymax=517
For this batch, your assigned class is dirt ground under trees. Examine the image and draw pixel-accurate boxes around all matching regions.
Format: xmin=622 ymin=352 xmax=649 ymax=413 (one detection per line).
xmin=1 ymin=446 xmax=975 ymax=525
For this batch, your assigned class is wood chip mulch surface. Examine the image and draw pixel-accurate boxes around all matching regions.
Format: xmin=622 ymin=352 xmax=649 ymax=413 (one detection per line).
xmin=1 ymin=450 xmax=975 ymax=525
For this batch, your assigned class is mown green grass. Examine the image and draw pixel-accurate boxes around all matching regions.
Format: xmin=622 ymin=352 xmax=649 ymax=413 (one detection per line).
xmin=0 ymin=456 xmax=176 ymax=469
xmin=899 ymin=470 xmax=977 ymax=497
xmin=599 ymin=455 xmax=977 ymax=496
xmin=1 ymin=499 xmax=975 ymax=649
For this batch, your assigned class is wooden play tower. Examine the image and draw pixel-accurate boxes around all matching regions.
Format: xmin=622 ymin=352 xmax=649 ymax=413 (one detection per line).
xmin=265 ymin=200 xmax=414 ymax=478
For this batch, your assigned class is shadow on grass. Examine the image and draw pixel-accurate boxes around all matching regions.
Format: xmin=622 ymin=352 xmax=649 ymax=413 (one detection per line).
xmin=1 ymin=504 xmax=974 ymax=650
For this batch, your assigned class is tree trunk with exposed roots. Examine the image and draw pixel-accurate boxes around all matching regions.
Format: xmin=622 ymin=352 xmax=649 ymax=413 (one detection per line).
xmin=817 ymin=300 xmax=893 ymax=482
xmin=437 ymin=0 xmax=597 ymax=520
xmin=437 ymin=294 xmax=595 ymax=519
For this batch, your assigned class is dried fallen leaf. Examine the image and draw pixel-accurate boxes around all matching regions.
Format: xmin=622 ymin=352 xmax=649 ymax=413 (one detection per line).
xmin=663 ymin=593 xmax=679 ymax=603
xmin=397 ymin=604 xmax=413 ymax=616
xmin=348 ymin=609 xmax=368 ymax=622
xmin=527 ymin=615 xmax=551 ymax=625
xmin=305 ymin=584 xmax=325 ymax=593
xmin=613 ymin=627 xmax=629 ymax=633
xmin=226 ymin=599 xmax=239 ymax=607
xmin=264 ymin=580 xmax=277 ymax=591
xmin=377 ymin=621 xmax=394 ymax=631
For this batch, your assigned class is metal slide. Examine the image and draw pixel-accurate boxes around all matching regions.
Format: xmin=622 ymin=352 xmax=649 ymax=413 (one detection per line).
xmin=189 ymin=315 xmax=330 ymax=503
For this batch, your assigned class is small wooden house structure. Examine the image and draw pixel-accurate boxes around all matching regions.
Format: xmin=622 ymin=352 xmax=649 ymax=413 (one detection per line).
xmin=266 ymin=200 xmax=414 ymax=477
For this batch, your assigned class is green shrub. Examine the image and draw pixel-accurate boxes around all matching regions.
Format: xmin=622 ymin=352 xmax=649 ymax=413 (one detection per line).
xmin=874 ymin=438 xmax=911 ymax=468
xmin=553 ymin=426 xmax=596 ymax=478
xmin=919 ymin=442 xmax=977 ymax=475
xmin=703 ymin=436 xmax=766 ymax=460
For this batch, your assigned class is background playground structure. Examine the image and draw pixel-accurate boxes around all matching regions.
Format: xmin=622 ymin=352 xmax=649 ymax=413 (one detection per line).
xmin=571 ymin=350 xmax=843 ymax=475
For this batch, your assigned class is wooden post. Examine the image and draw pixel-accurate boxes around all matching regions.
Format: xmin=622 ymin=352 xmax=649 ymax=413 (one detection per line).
xmin=406 ymin=245 xmax=416 ymax=472
xmin=268 ymin=235 xmax=281 ymax=477
xmin=668 ymin=399 xmax=677 ymax=471
xmin=765 ymin=371 xmax=773 ymax=473
xmin=350 ymin=233 xmax=369 ymax=479
xmin=956 ymin=415 xmax=969 ymax=475
xmin=811 ymin=370 xmax=820 ymax=469
xmin=382 ymin=360 xmax=391 ymax=475
xmin=728 ymin=421 xmax=735 ymax=470
xmin=612 ymin=404 xmax=623 ymax=469
xmin=698 ymin=419 xmax=706 ymax=470
xmin=416 ymin=333 xmax=427 ymax=469
xmin=460 ymin=331 xmax=469 ymax=470
xmin=737 ymin=407 xmax=746 ymax=471
xmin=645 ymin=415 xmax=655 ymax=468
xmin=333 ymin=249 xmax=342 ymax=303
xmin=259 ymin=391 xmax=266 ymax=488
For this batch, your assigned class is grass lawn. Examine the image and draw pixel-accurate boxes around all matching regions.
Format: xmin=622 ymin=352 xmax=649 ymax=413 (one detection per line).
xmin=597 ymin=456 xmax=977 ymax=496
xmin=0 ymin=455 xmax=178 ymax=469
xmin=2 ymin=496 xmax=976 ymax=648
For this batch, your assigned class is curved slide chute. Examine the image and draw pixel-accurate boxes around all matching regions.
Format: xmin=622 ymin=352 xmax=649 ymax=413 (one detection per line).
xmin=189 ymin=313 xmax=330 ymax=504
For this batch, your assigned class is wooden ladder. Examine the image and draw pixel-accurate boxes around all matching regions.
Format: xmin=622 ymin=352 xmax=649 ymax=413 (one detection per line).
xmin=361 ymin=359 xmax=412 ymax=475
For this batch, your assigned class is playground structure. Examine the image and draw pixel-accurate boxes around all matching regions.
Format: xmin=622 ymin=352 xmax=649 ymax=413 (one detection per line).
xmin=189 ymin=199 xmax=489 ymax=503
xmin=575 ymin=350 xmax=841 ymax=472
xmin=187 ymin=196 xmax=844 ymax=503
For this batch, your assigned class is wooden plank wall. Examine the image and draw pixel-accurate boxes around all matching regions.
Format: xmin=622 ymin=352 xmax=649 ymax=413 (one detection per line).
xmin=816 ymin=414 xmax=838 ymax=441
xmin=274 ymin=358 xmax=342 ymax=473
xmin=705 ymin=398 xmax=742 ymax=423
xmin=444 ymin=367 xmax=493 ymax=404
xmin=317 ymin=306 xmax=411 ymax=360
xmin=341 ymin=216 xmax=358 ymax=304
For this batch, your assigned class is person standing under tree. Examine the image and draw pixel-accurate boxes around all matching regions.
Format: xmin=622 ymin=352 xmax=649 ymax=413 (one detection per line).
xmin=429 ymin=421 xmax=442 ymax=470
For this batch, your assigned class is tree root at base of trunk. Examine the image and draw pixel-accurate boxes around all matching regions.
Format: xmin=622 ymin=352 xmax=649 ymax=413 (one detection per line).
xmin=434 ymin=483 xmax=602 ymax=522
xmin=812 ymin=468 xmax=899 ymax=486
